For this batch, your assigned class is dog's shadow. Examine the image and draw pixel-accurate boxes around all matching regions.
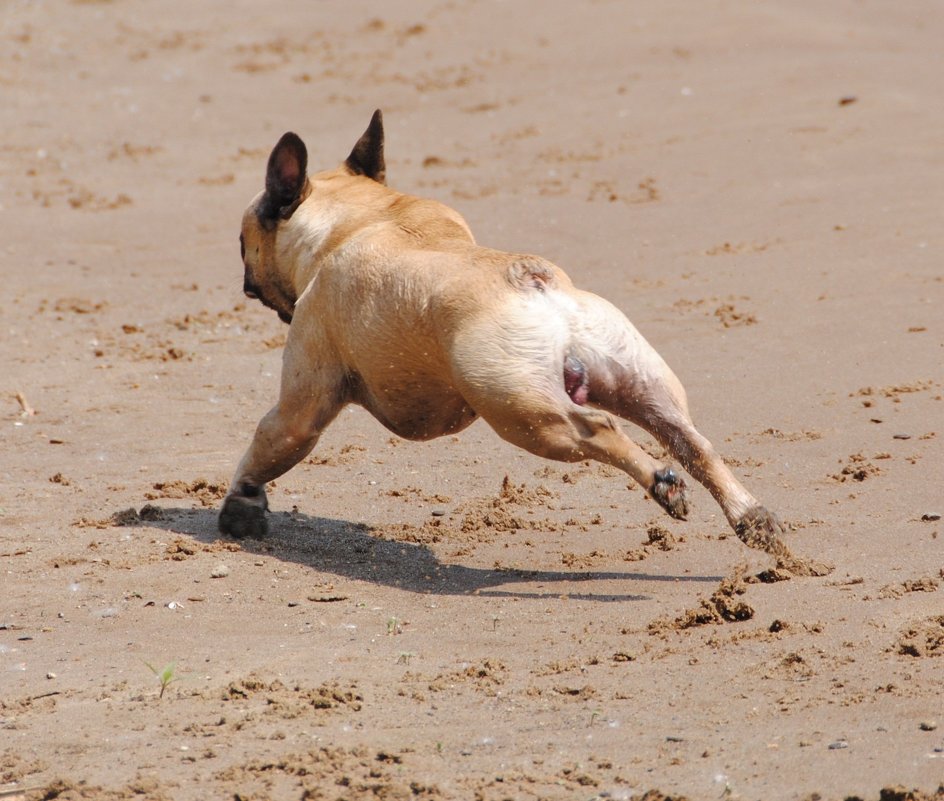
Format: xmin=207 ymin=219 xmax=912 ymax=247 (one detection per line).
xmin=145 ymin=506 xmax=720 ymax=602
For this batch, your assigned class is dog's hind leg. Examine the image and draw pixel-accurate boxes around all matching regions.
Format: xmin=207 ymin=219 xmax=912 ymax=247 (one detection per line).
xmin=643 ymin=403 xmax=791 ymax=558
xmin=219 ymin=356 xmax=347 ymax=539
xmin=465 ymin=381 xmax=686 ymax=516
xmin=629 ymin=394 xmax=821 ymax=570
xmin=564 ymin=293 xmax=815 ymax=573
xmin=588 ymin=348 xmax=789 ymax=554
xmin=451 ymin=312 xmax=690 ymax=518
xmin=562 ymin=289 xmax=792 ymax=554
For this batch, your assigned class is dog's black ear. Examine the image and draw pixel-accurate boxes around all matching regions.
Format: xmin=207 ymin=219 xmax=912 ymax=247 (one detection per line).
xmin=263 ymin=132 xmax=308 ymax=220
xmin=345 ymin=109 xmax=386 ymax=184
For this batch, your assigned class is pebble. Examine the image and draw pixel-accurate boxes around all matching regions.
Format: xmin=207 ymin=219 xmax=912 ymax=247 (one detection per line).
xmin=210 ymin=564 xmax=230 ymax=578
xmin=828 ymin=740 xmax=849 ymax=750
xmin=431 ymin=509 xmax=446 ymax=517
xmin=920 ymin=720 xmax=938 ymax=731
xmin=46 ymin=672 xmax=56 ymax=679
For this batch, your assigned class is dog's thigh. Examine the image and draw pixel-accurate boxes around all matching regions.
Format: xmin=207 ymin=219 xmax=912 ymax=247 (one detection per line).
xmin=452 ymin=330 xmax=689 ymax=517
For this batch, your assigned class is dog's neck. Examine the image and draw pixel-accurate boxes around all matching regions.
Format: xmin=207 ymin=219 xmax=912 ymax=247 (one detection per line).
xmin=275 ymin=201 xmax=346 ymax=300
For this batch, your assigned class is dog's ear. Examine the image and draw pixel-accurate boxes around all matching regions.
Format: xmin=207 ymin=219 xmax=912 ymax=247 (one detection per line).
xmin=263 ymin=132 xmax=308 ymax=221
xmin=345 ymin=109 xmax=386 ymax=184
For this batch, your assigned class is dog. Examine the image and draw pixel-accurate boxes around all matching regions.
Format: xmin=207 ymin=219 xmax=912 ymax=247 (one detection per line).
xmin=219 ymin=109 xmax=811 ymax=572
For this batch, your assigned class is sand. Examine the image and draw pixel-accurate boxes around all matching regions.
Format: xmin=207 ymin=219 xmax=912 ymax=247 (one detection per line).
xmin=2 ymin=2 xmax=943 ymax=799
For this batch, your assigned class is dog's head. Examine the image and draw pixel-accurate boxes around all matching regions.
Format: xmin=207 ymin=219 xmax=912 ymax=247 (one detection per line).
xmin=239 ymin=110 xmax=386 ymax=324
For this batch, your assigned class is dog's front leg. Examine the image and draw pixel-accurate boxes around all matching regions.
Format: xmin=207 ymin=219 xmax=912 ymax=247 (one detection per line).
xmin=219 ymin=360 xmax=347 ymax=538
xmin=218 ymin=405 xmax=317 ymax=538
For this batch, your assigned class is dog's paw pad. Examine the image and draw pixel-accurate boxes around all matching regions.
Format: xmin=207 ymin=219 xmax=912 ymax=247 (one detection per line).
xmin=651 ymin=468 xmax=690 ymax=520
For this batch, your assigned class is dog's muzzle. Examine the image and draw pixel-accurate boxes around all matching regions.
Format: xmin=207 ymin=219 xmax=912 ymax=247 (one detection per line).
xmin=243 ymin=268 xmax=293 ymax=324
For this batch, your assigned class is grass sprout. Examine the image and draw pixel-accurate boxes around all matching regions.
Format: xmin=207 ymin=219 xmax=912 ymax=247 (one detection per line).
xmin=143 ymin=660 xmax=179 ymax=699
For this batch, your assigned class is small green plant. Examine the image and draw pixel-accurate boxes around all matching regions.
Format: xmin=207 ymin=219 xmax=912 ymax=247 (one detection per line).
xmin=386 ymin=617 xmax=402 ymax=636
xmin=144 ymin=660 xmax=179 ymax=699
xmin=396 ymin=651 xmax=415 ymax=665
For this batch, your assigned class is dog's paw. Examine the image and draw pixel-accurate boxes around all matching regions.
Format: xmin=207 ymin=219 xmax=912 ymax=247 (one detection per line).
xmin=219 ymin=489 xmax=269 ymax=539
xmin=650 ymin=467 xmax=690 ymax=520
xmin=734 ymin=506 xmax=833 ymax=577
xmin=734 ymin=506 xmax=786 ymax=551
xmin=734 ymin=506 xmax=784 ymax=548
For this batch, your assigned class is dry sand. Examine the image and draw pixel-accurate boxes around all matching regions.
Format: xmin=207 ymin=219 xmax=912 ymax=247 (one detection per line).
xmin=2 ymin=2 xmax=943 ymax=799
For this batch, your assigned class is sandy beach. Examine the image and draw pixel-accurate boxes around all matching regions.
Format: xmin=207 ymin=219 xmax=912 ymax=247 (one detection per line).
xmin=2 ymin=2 xmax=943 ymax=799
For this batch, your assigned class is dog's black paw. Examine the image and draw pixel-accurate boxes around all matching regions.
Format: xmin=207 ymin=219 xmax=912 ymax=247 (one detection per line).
xmin=219 ymin=489 xmax=269 ymax=539
xmin=650 ymin=467 xmax=690 ymax=520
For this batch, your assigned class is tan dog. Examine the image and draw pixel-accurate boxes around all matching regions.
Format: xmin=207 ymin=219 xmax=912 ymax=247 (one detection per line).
xmin=220 ymin=110 xmax=806 ymax=570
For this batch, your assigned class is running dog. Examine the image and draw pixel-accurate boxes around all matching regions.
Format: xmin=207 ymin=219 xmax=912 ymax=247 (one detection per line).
xmin=219 ymin=110 xmax=804 ymax=569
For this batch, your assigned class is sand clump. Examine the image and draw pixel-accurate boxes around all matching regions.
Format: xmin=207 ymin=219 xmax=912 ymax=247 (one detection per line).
xmin=649 ymin=569 xmax=755 ymax=633
xmin=895 ymin=616 xmax=944 ymax=658
xmin=145 ymin=478 xmax=228 ymax=507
